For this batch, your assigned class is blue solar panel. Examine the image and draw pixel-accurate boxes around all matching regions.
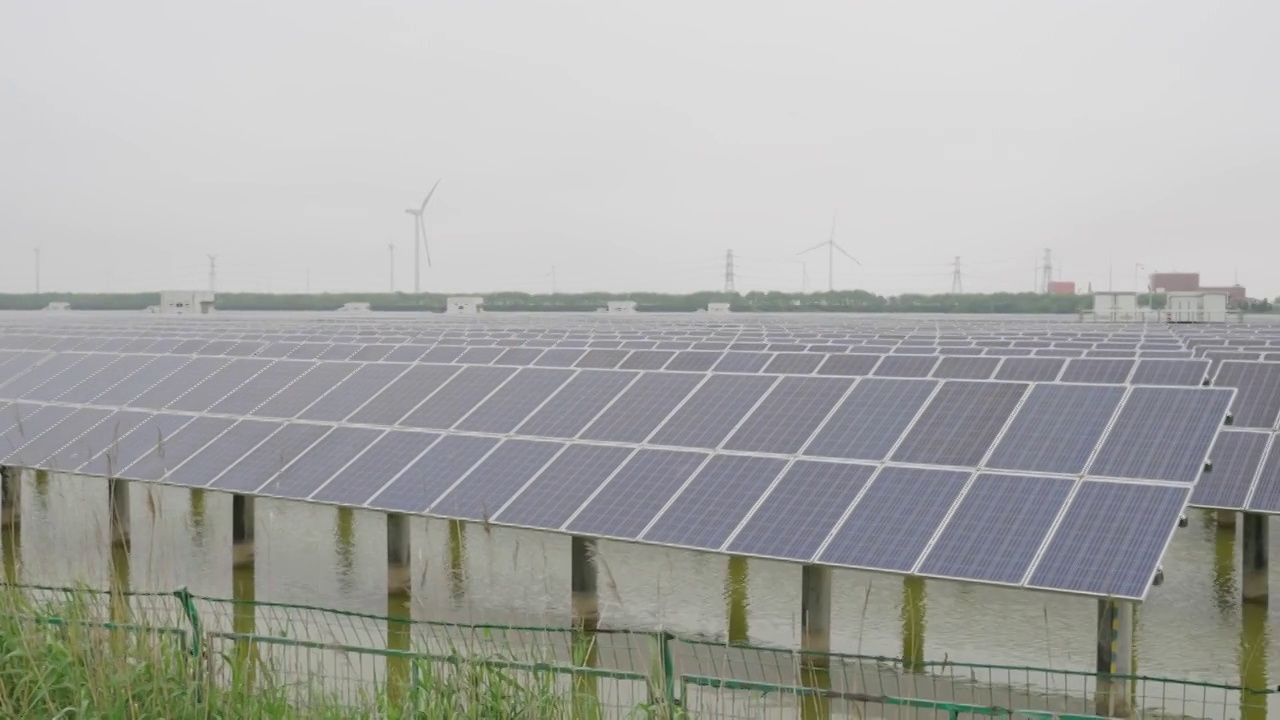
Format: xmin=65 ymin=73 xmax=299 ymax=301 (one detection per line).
xmin=1191 ymin=430 xmax=1269 ymax=510
xmin=258 ymin=426 xmax=383 ymax=500
xmin=931 ymin=356 xmax=999 ymax=380
xmin=714 ymin=352 xmax=771 ymax=373
xmin=648 ymin=374 xmax=778 ymax=449
xmin=166 ymin=358 xmax=272 ymax=412
xmin=725 ymin=460 xmax=875 ymax=561
xmin=2 ymin=407 xmax=113 ymax=466
xmin=0 ymin=403 xmax=74 ymax=455
xmin=207 ymin=361 xmax=314 ymax=415
xmin=1245 ymin=444 xmax=1280 ymax=513
xmin=44 ymin=410 xmax=150 ymax=473
xmin=665 ymin=351 xmax=721 ymax=372
xmin=986 ymin=384 xmax=1125 ymax=474
xmin=0 ymin=353 xmax=88 ymax=399
xmin=1059 ymin=358 xmax=1134 ymax=385
xmin=1213 ymin=361 xmax=1280 ymax=429
xmin=579 ymin=373 xmax=702 ymax=443
xmin=619 ymin=350 xmax=675 ymax=371
xmin=563 ymin=449 xmax=708 ymax=539
xmin=209 ymin=423 xmax=332 ymax=492
xmin=120 ymin=415 xmax=236 ymax=481
xmin=1027 ymin=481 xmax=1189 ymax=599
xmin=762 ymin=353 xmax=823 ymax=375
xmin=641 ymin=455 xmax=788 ymax=551
xmin=346 ymin=364 xmax=462 ymax=425
xmin=296 ymin=363 xmax=407 ymax=421
xmin=533 ymin=349 xmax=585 ymax=367
xmin=994 ymin=357 xmax=1065 ymax=382
xmin=383 ymin=345 xmax=431 ymax=362
xmin=313 ymin=430 xmax=440 ymax=506
xmin=167 ymin=419 xmax=281 ymax=487
xmin=52 ymin=355 xmax=158 ymax=404
xmin=454 ymin=368 xmax=574 ymax=433
xmin=916 ymin=474 xmax=1075 ymax=584
xmin=399 ymin=366 xmax=517 ymax=429
xmin=350 ymin=344 xmax=395 ymax=361
xmin=872 ymin=355 xmax=939 ymax=378
xmin=804 ymin=378 xmax=937 ymax=460
xmin=430 ymin=439 xmax=563 ymax=520
xmin=575 ymin=349 xmax=630 ymax=369
xmin=77 ymin=413 xmax=193 ymax=477
xmin=817 ymin=466 xmax=969 ymax=571
xmin=494 ymin=348 xmax=545 ymax=366
xmin=1129 ymin=359 xmax=1209 ymax=386
xmin=723 ymin=376 xmax=854 ymax=454
xmin=368 ymin=434 xmax=500 ymax=512
xmin=815 ymin=354 xmax=881 ymax=377
xmin=1089 ymin=386 xmax=1232 ymax=482
xmin=892 ymin=381 xmax=1027 ymax=467
xmin=251 ymin=362 xmax=360 ymax=419
xmin=493 ymin=444 xmax=634 ymax=530
xmin=516 ymin=370 xmax=637 ymax=438
xmin=88 ymin=355 xmax=189 ymax=406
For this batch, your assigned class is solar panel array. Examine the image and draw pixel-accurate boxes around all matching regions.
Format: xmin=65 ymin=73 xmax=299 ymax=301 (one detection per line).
xmin=0 ymin=312 xmax=1253 ymax=601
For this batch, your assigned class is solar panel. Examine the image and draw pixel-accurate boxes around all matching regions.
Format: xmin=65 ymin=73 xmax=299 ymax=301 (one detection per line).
xmin=916 ymin=473 xmax=1075 ymax=584
xmin=986 ymin=384 xmax=1125 ymax=474
xmin=296 ymin=363 xmax=407 ymax=421
xmin=205 ymin=360 xmax=313 ymax=415
xmin=317 ymin=343 xmax=361 ymax=361
xmin=429 ymin=439 xmax=563 ymax=520
xmin=51 ymin=354 xmax=157 ymax=404
xmin=0 ymin=353 xmax=91 ymax=399
xmin=665 ymin=351 xmax=721 ymax=372
xmin=1089 ymin=386 xmax=1232 ymax=483
xmin=313 ymin=430 xmax=440 ymax=506
xmin=250 ymin=362 xmax=359 ymax=419
xmin=120 ymin=415 xmax=236 ymax=481
xmin=382 ymin=345 xmax=429 ymax=363
xmin=931 ymin=356 xmax=999 ymax=380
xmin=1245 ymin=444 xmax=1280 ymax=512
xmin=804 ymin=378 xmax=936 ymax=460
xmin=575 ymin=349 xmax=630 ymax=369
xmin=258 ymin=426 xmax=383 ymax=500
xmin=994 ymin=357 xmax=1064 ymax=383
xmin=350 ymin=344 xmax=395 ymax=361
xmin=579 ymin=373 xmax=702 ymax=443
xmin=2 ymin=407 xmax=113 ymax=466
xmin=165 ymin=358 xmax=271 ymax=411
xmin=723 ymin=376 xmax=854 ymax=454
xmin=619 ymin=350 xmax=675 ymax=371
xmin=346 ymin=364 xmax=461 ymax=425
xmin=367 ymin=434 xmax=499 ymax=512
xmin=399 ymin=366 xmax=517 ymax=429
xmin=872 ymin=355 xmax=939 ymax=378
xmin=1130 ymin=359 xmax=1209 ymax=386
xmin=1059 ymin=358 xmax=1134 ymax=385
xmin=1213 ymin=361 xmax=1280 ymax=429
xmin=648 ymin=374 xmax=778 ymax=449
xmin=762 ymin=353 xmax=823 ymax=375
xmin=640 ymin=454 xmax=788 ymax=551
xmin=1191 ymin=430 xmax=1269 ymax=510
xmin=1027 ymin=480 xmax=1189 ymax=599
xmin=422 ymin=346 xmax=466 ymax=364
xmin=515 ymin=370 xmax=637 ymax=438
xmin=817 ymin=466 xmax=969 ymax=571
xmin=208 ymin=423 xmax=332 ymax=492
xmin=493 ymin=444 xmax=634 ymax=530
xmin=564 ymin=448 xmax=708 ymax=539
xmin=41 ymin=410 xmax=150 ymax=473
xmin=725 ymin=460 xmax=875 ymax=561
xmin=714 ymin=352 xmax=772 ymax=373
xmin=891 ymin=381 xmax=1026 ymax=467
xmin=454 ymin=368 xmax=574 ymax=433
xmin=166 ymin=419 xmax=281 ymax=487
xmin=533 ymin=348 xmax=586 ymax=368
xmin=494 ymin=348 xmax=545 ymax=366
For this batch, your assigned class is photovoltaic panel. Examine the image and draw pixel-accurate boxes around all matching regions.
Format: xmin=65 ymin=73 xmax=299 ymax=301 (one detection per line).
xmin=164 ymin=358 xmax=271 ymax=411
xmin=804 ymin=378 xmax=936 ymax=460
xmin=515 ymin=370 xmax=637 ymax=438
xmin=40 ymin=410 xmax=149 ymax=472
xmin=817 ymin=466 xmax=969 ymax=571
xmin=86 ymin=354 xmax=194 ymax=407
xmin=429 ymin=439 xmax=563 ymax=520
xmin=762 ymin=353 xmax=823 ymax=375
xmin=1213 ymin=361 xmax=1280 ymax=429
xmin=931 ymin=356 xmax=999 ymax=380
xmin=120 ymin=416 xmax=236 ymax=481
xmin=994 ymin=357 xmax=1065 ymax=382
xmin=725 ymin=460 xmax=875 ymax=561
xmin=1089 ymin=386 xmax=1231 ymax=483
xmin=344 ymin=364 xmax=461 ymax=425
xmin=252 ymin=362 xmax=359 ymax=419
xmin=986 ymin=384 xmax=1124 ymax=474
xmin=493 ymin=444 xmax=634 ymax=530
xmin=0 ymin=352 xmax=39 ymax=386
xmin=207 ymin=361 xmax=313 ymax=415
xmin=1059 ymin=358 xmax=1134 ymax=385
xmin=641 ymin=454 xmax=787 ymax=551
xmin=714 ymin=352 xmax=771 ymax=373
xmin=871 ymin=355 xmax=939 ymax=378
xmin=0 ymin=353 xmax=89 ymax=398
xmin=1191 ymin=430 xmax=1269 ymax=510
xmin=892 ymin=381 xmax=1027 ymax=467
xmin=399 ymin=366 xmax=517 ymax=429
xmin=53 ymin=354 xmax=159 ymax=404
xmin=368 ymin=434 xmax=499 ymax=513
xmin=199 ymin=340 xmax=238 ymax=355
xmin=313 ymin=430 xmax=440 ymax=506
xmin=619 ymin=350 xmax=675 ymax=371
xmin=224 ymin=341 xmax=267 ymax=357
xmin=1246 ymin=445 xmax=1280 ymax=512
xmin=167 ymin=419 xmax=281 ymax=487
xmin=1130 ymin=359 xmax=1209 ymax=386
xmin=664 ymin=351 xmax=721 ymax=372
xmin=258 ymin=426 xmax=383 ymax=500
xmin=317 ymin=344 xmax=361 ymax=361
xmin=494 ymin=348 xmax=545 ymax=366
xmin=450 ymin=367 xmax=572 ymax=433
xmin=209 ymin=423 xmax=332 ymax=492
xmin=2 ymin=407 xmax=113 ymax=466
xmin=286 ymin=343 xmax=328 ymax=360
xmin=561 ymin=449 xmax=705 ymax=538
xmin=257 ymin=342 xmax=300 ymax=359
xmin=917 ymin=473 xmax=1075 ymax=584
xmin=75 ymin=413 xmax=192 ymax=476
xmin=1027 ymin=481 xmax=1189 ymax=599
xmin=296 ymin=364 xmax=408 ymax=421
xmin=533 ymin=349 xmax=586 ymax=367
xmin=456 ymin=347 xmax=504 ymax=365
xmin=350 ymin=344 xmax=395 ymax=361
xmin=575 ymin=349 xmax=630 ymax=369
xmin=648 ymin=374 xmax=778 ymax=449
xmin=579 ymin=373 xmax=701 ymax=443
xmin=723 ymin=376 xmax=854 ymax=454
xmin=16 ymin=353 xmax=115 ymax=401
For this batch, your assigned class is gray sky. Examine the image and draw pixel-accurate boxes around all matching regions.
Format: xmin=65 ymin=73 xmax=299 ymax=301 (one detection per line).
xmin=2 ymin=1 xmax=1277 ymax=298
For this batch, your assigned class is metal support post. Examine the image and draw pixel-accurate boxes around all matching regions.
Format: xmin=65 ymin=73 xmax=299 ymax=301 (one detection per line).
xmin=232 ymin=494 xmax=255 ymax=569
xmin=726 ymin=555 xmax=750 ymax=644
xmin=570 ymin=536 xmax=601 ymax=718
xmin=902 ymin=576 xmax=927 ymax=673
xmin=1096 ymin=599 xmax=1134 ymax=717
xmin=801 ymin=565 xmax=832 ymax=720
xmin=1243 ymin=512 xmax=1269 ymax=605
xmin=387 ymin=513 xmax=411 ymax=594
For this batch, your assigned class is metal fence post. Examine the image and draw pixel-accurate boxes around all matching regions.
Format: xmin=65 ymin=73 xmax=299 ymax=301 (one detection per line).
xmin=172 ymin=585 xmax=201 ymax=659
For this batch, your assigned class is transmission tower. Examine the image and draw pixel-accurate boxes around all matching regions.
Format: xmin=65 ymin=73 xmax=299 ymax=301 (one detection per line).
xmin=207 ymin=254 xmax=217 ymax=293
xmin=724 ymin=249 xmax=736 ymax=293
xmin=950 ymin=256 xmax=963 ymax=294
xmin=1040 ymin=248 xmax=1054 ymax=293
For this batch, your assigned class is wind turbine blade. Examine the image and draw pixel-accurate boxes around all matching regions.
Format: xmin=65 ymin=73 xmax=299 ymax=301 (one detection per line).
xmin=420 ymin=216 xmax=432 ymax=267
xmin=833 ymin=243 xmax=860 ymax=265
xmin=798 ymin=241 xmax=828 ymax=255
xmin=418 ymin=178 xmax=442 ymax=214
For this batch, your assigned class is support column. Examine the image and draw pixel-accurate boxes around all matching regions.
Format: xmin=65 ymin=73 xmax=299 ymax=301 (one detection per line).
xmin=232 ymin=494 xmax=255 ymax=568
xmin=188 ymin=489 xmax=207 ymax=548
xmin=800 ymin=565 xmax=832 ymax=720
xmin=1095 ymin=599 xmax=1134 ymax=718
xmin=726 ymin=555 xmax=750 ymax=645
xmin=1 ymin=466 xmax=19 ymax=533
xmin=387 ymin=513 xmax=411 ymax=595
xmin=902 ymin=577 xmax=927 ymax=673
xmin=1241 ymin=596 xmax=1269 ymax=720
xmin=571 ymin=536 xmax=601 ymax=719
xmin=448 ymin=519 xmax=466 ymax=606
xmin=108 ymin=478 xmax=130 ymax=548
xmin=1213 ymin=512 xmax=1237 ymax=612
xmin=1219 ymin=509 xmax=1239 ymax=530
xmin=1243 ymin=512 xmax=1269 ymax=605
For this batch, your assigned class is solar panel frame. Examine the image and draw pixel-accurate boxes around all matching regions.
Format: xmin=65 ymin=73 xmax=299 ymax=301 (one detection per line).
xmin=1191 ymin=430 xmax=1270 ymax=510
xmin=313 ymin=429 xmax=442 ymax=506
xmin=1088 ymin=386 xmax=1233 ymax=483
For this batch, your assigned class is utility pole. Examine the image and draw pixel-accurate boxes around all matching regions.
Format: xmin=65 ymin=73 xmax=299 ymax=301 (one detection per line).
xmin=34 ymin=248 xmax=40 ymax=294
xmin=950 ymin=256 xmax=963 ymax=294
xmin=1040 ymin=248 xmax=1053 ymax=293
xmin=207 ymin=254 xmax=217 ymax=293
xmin=388 ymin=244 xmax=395 ymax=293
xmin=724 ymin=249 xmax=735 ymax=293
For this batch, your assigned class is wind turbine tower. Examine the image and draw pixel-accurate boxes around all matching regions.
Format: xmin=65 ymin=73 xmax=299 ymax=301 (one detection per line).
xmin=405 ymin=179 xmax=442 ymax=294
xmin=798 ymin=216 xmax=859 ymax=292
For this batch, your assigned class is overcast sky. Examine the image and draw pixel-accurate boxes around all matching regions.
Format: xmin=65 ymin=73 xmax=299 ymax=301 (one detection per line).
xmin=2 ymin=1 xmax=1277 ymax=298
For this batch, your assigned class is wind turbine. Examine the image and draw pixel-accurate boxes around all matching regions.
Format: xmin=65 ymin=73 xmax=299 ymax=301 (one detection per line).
xmin=405 ymin=179 xmax=442 ymax=294
xmin=798 ymin=216 xmax=859 ymax=292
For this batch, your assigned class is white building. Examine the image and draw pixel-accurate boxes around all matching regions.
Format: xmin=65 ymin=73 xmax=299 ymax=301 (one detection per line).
xmin=337 ymin=302 xmax=372 ymax=313
xmin=445 ymin=296 xmax=484 ymax=314
xmin=1165 ymin=291 xmax=1230 ymax=323
xmin=606 ymin=301 xmax=637 ymax=314
xmin=42 ymin=302 xmax=71 ymax=312
xmin=707 ymin=302 xmax=732 ymax=313
xmin=1087 ymin=292 xmax=1141 ymax=322
xmin=159 ymin=290 xmax=215 ymax=315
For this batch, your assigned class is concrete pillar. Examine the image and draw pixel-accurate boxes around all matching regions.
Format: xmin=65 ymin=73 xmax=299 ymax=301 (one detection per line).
xmin=1243 ymin=512 xmax=1269 ymax=605
xmin=387 ymin=513 xmax=411 ymax=595
xmin=570 ymin=536 xmax=601 ymax=719
xmin=726 ymin=555 xmax=750 ymax=645
xmin=448 ymin=519 xmax=466 ymax=607
xmin=902 ymin=577 xmax=927 ymax=673
xmin=1095 ymin=599 xmax=1134 ymax=718
xmin=800 ymin=565 xmax=832 ymax=720
xmin=232 ymin=494 xmax=255 ymax=568
xmin=110 ymin=530 xmax=132 ymax=624
xmin=1 ymin=466 xmax=19 ymax=533
xmin=386 ymin=583 xmax=412 ymax=713
xmin=1241 ymin=596 xmax=1269 ymax=720
xmin=336 ymin=507 xmax=356 ymax=592
xmin=1219 ymin=509 xmax=1239 ymax=530
xmin=1213 ymin=512 xmax=1237 ymax=612
xmin=108 ymin=478 xmax=130 ymax=549
xmin=188 ymin=489 xmax=207 ymax=548
xmin=33 ymin=469 xmax=49 ymax=512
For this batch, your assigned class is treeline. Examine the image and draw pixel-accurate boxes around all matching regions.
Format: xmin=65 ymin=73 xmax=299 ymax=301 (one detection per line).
xmin=0 ymin=291 xmax=1270 ymax=314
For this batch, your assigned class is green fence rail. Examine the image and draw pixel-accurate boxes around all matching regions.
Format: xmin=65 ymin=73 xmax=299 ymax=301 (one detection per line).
xmin=0 ymin=582 xmax=1270 ymax=719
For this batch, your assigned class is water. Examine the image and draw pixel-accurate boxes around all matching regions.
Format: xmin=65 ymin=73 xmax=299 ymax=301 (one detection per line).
xmin=2 ymin=471 xmax=1273 ymax=713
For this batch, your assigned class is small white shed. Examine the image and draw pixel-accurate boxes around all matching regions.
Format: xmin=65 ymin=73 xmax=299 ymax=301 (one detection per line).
xmin=42 ymin=302 xmax=71 ymax=312
xmin=337 ymin=302 xmax=372 ymax=313
xmin=1165 ymin=291 xmax=1229 ymax=323
xmin=1090 ymin=292 xmax=1139 ymax=322
xmin=159 ymin=290 xmax=215 ymax=315
xmin=606 ymin=301 xmax=637 ymax=314
xmin=707 ymin=302 xmax=732 ymax=313
xmin=446 ymin=296 xmax=484 ymax=314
